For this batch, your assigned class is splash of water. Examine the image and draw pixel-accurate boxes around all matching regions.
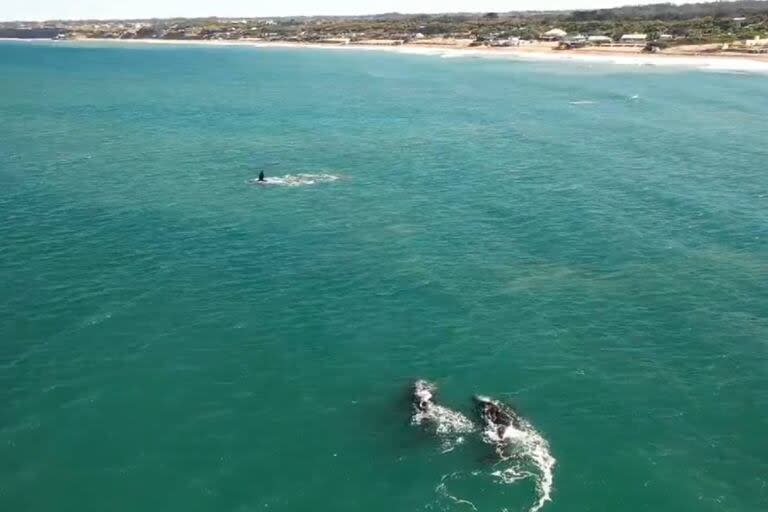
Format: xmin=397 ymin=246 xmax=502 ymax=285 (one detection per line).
xmin=248 ymin=173 xmax=341 ymax=187
xmin=411 ymin=385 xmax=554 ymax=512
xmin=413 ymin=403 xmax=476 ymax=436
xmin=479 ymin=398 xmax=556 ymax=512
xmin=411 ymin=380 xmax=476 ymax=450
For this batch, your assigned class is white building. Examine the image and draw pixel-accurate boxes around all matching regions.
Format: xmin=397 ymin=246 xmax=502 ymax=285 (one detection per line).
xmin=620 ymin=33 xmax=648 ymax=44
xmin=588 ymin=35 xmax=613 ymax=44
xmin=492 ymin=37 xmax=525 ymax=47
xmin=322 ymin=37 xmax=351 ymax=45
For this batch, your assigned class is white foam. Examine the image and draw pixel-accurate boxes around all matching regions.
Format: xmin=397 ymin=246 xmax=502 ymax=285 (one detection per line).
xmin=387 ymin=45 xmax=768 ymax=74
xmin=421 ymin=404 xmax=476 ymax=435
xmin=248 ymin=173 xmax=340 ymax=187
xmin=500 ymin=51 xmax=768 ymax=74
xmin=483 ymin=416 xmax=556 ymax=512
xmin=569 ymin=100 xmax=596 ymax=105
xmin=435 ymin=473 xmax=479 ymax=512
xmin=411 ymin=380 xmax=476 ymax=452
xmin=412 ymin=402 xmax=476 ymax=436
xmin=35 ymin=39 xmax=768 ymax=75
xmin=413 ymin=379 xmax=435 ymax=407
xmin=412 ymin=386 xmax=554 ymax=511
xmin=415 ymin=46 xmax=768 ymax=74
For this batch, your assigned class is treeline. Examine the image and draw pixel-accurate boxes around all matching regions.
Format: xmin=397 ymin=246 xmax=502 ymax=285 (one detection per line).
xmin=568 ymin=0 xmax=768 ymax=21
xmin=4 ymin=0 xmax=767 ymax=45
xmin=0 ymin=28 xmax=62 ymax=38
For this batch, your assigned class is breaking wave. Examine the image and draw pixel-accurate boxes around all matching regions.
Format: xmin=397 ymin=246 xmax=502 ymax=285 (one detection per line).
xmin=248 ymin=173 xmax=341 ymax=187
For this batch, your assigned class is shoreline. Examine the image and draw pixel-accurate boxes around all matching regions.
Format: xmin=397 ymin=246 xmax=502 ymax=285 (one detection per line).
xmin=4 ymin=37 xmax=768 ymax=73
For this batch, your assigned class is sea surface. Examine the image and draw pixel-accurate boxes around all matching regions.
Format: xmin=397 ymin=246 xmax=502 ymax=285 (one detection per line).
xmin=1 ymin=40 xmax=767 ymax=512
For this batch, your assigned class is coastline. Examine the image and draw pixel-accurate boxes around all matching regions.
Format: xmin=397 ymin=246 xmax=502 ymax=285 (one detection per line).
xmin=4 ymin=37 xmax=768 ymax=73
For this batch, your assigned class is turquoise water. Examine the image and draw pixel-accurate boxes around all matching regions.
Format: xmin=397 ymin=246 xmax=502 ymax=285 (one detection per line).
xmin=1 ymin=41 xmax=767 ymax=512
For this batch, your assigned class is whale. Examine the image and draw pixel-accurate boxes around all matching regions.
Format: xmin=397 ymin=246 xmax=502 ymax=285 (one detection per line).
xmin=412 ymin=379 xmax=437 ymax=414
xmin=408 ymin=386 xmax=556 ymax=512
xmin=473 ymin=395 xmax=526 ymax=456
xmin=474 ymin=395 xmax=522 ymax=430
xmin=410 ymin=380 xmax=476 ymax=441
xmin=473 ymin=395 xmax=556 ymax=512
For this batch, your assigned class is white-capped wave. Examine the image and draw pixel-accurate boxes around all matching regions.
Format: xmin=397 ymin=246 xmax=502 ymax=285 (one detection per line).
xmin=569 ymin=100 xmax=596 ymax=105
xmin=248 ymin=173 xmax=340 ymax=187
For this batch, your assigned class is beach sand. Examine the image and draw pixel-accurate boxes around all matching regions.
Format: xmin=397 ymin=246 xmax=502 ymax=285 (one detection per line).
xmin=6 ymin=37 xmax=768 ymax=73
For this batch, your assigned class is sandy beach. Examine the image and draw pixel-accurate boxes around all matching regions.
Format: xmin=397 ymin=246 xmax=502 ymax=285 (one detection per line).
xmin=5 ymin=37 xmax=768 ymax=73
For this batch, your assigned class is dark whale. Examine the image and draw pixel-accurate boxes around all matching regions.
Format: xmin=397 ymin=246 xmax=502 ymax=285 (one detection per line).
xmin=412 ymin=379 xmax=437 ymax=414
xmin=410 ymin=380 xmax=475 ymax=440
xmin=474 ymin=395 xmax=522 ymax=430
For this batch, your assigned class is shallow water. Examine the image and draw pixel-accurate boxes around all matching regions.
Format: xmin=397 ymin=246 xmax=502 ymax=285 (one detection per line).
xmin=1 ymin=41 xmax=767 ymax=512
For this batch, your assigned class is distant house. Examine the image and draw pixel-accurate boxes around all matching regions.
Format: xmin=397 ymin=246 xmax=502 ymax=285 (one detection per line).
xmin=357 ymin=39 xmax=405 ymax=46
xmin=491 ymin=37 xmax=524 ymax=47
xmin=620 ymin=33 xmax=648 ymax=44
xmin=321 ymin=37 xmax=351 ymax=45
xmin=659 ymin=34 xmax=673 ymax=40
xmin=588 ymin=35 xmax=612 ymax=45
xmin=732 ymin=17 xmax=747 ymax=28
xmin=541 ymin=28 xmax=567 ymax=41
xmin=560 ymin=34 xmax=588 ymax=48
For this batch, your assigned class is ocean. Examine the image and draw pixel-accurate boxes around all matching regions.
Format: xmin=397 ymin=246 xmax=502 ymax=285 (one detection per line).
xmin=1 ymin=40 xmax=766 ymax=512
